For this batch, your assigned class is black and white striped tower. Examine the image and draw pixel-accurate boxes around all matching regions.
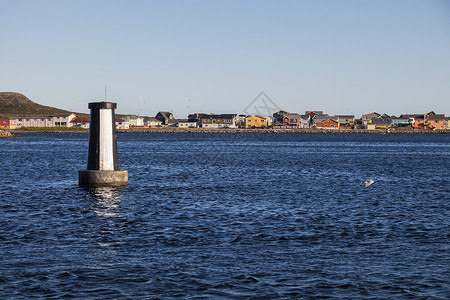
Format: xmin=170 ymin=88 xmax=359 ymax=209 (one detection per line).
xmin=79 ymin=102 xmax=128 ymax=187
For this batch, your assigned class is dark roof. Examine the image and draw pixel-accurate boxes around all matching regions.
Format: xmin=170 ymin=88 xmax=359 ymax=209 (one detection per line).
xmin=168 ymin=119 xmax=189 ymax=123
xmin=156 ymin=111 xmax=173 ymax=119
xmin=336 ymin=115 xmax=355 ymax=118
xmin=284 ymin=113 xmax=300 ymax=119
xmin=200 ymin=114 xmax=237 ymax=120
xmin=428 ymin=114 xmax=445 ymax=120
xmin=372 ymin=119 xmax=391 ymax=125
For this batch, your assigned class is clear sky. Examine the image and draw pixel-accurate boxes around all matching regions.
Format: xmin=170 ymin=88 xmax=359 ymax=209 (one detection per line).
xmin=1 ymin=0 xmax=449 ymax=117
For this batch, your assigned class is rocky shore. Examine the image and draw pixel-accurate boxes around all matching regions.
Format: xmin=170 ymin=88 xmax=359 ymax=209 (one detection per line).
xmin=0 ymin=130 xmax=14 ymax=138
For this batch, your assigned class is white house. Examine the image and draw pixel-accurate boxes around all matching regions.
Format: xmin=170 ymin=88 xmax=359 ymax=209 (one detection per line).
xmin=123 ymin=115 xmax=144 ymax=127
xmin=144 ymin=118 xmax=162 ymax=127
xmin=13 ymin=113 xmax=76 ymax=128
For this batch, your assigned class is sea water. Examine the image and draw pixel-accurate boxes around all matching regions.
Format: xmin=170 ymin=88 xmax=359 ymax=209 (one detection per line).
xmin=0 ymin=133 xmax=449 ymax=298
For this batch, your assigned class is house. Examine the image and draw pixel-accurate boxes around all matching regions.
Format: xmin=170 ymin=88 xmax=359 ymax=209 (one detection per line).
xmin=51 ymin=114 xmax=76 ymax=127
xmin=314 ymin=118 xmax=339 ymax=129
xmin=305 ymin=111 xmax=323 ymax=119
xmin=300 ymin=115 xmax=312 ymax=128
xmin=245 ymin=115 xmax=270 ymax=128
xmin=155 ymin=111 xmax=174 ymax=125
xmin=237 ymin=114 xmax=247 ymax=128
xmin=283 ymin=113 xmax=300 ymax=127
xmin=178 ymin=120 xmax=198 ymax=128
xmin=144 ymin=118 xmax=162 ymax=127
xmin=70 ymin=116 xmax=90 ymax=128
xmin=391 ymin=117 xmax=411 ymax=128
xmin=362 ymin=112 xmax=381 ymax=125
xmin=12 ymin=113 xmax=76 ymax=127
xmin=336 ymin=115 xmax=355 ymax=129
xmin=115 ymin=117 xmax=130 ymax=129
xmin=167 ymin=119 xmax=198 ymax=128
xmin=414 ymin=112 xmax=446 ymax=130
xmin=0 ymin=116 xmax=16 ymax=129
xmin=312 ymin=114 xmax=333 ymax=128
xmin=426 ymin=113 xmax=446 ymax=129
xmin=273 ymin=110 xmax=289 ymax=124
xmin=199 ymin=114 xmax=238 ymax=128
xmin=371 ymin=118 xmax=391 ymax=129
xmin=122 ymin=115 xmax=144 ymax=127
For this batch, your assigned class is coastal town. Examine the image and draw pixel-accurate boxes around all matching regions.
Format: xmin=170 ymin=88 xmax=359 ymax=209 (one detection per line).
xmin=0 ymin=110 xmax=449 ymax=131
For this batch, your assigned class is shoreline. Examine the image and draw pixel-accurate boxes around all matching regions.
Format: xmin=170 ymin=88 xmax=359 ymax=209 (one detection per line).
xmin=8 ymin=127 xmax=450 ymax=134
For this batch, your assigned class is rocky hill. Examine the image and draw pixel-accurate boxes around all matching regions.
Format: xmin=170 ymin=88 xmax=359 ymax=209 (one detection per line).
xmin=0 ymin=92 xmax=73 ymax=116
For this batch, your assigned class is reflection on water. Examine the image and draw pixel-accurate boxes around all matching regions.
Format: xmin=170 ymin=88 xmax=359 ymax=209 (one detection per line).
xmin=83 ymin=187 xmax=124 ymax=218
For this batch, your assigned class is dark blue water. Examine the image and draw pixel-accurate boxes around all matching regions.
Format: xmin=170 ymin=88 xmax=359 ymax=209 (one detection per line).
xmin=1 ymin=133 xmax=449 ymax=299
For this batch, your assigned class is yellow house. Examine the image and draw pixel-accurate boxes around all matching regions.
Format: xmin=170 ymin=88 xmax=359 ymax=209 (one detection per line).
xmin=245 ymin=115 xmax=269 ymax=128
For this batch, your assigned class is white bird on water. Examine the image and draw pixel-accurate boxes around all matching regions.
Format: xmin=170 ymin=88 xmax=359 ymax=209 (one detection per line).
xmin=364 ymin=180 xmax=375 ymax=188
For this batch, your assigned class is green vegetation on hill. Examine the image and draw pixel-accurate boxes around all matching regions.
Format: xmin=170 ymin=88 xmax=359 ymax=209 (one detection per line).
xmin=0 ymin=92 xmax=73 ymax=116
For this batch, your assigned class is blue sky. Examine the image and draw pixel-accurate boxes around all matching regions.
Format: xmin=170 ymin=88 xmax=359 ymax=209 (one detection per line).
xmin=1 ymin=0 xmax=449 ymax=117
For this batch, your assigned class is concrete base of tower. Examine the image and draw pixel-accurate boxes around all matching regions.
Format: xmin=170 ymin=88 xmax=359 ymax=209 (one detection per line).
xmin=79 ymin=170 xmax=128 ymax=187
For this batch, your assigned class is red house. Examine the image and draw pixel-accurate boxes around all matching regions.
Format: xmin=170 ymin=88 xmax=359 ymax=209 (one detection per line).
xmin=283 ymin=113 xmax=300 ymax=127
xmin=0 ymin=116 xmax=16 ymax=129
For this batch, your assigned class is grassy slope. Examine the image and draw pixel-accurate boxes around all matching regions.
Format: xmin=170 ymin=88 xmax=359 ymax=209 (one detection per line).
xmin=0 ymin=92 xmax=76 ymax=116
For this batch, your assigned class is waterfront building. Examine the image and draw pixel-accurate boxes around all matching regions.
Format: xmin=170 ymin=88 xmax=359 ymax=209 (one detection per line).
xmin=122 ymin=115 xmax=144 ymax=127
xmin=283 ymin=113 xmax=301 ymax=127
xmin=70 ymin=116 xmax=90 ymax=128
xmin=414 ymin=112 xmax=446 ymax=130
xmin=199 ymin=114 xmax=238 ymax=128
xmin=115 ymin=117 xmax=130 ymax=129
xmin=305 ymin=111 xmax=323 ymax=119
xmin=314 ymin=117 xmax=339 ymax=129
xmin=168 ymin=119 xmax=198 ymax=128
xmin=245 ymin=115 xmax=270 ymax=128
xmin=391 ymin=117 xmax=411 ymax=127
xmin=144 ymin=118 xmax=162 ymax=127
xmin=362 ymin=112 xmax=381 ymax=125
xmin=0 ymin=116 xmax=16 ymax=129
xmin=12 ymin=113 xmax=76 ymax=128
xmin=336 ymin=115 xmax=355 ymax=129
xmin=155 ymin=111 xmax=174 ymax=125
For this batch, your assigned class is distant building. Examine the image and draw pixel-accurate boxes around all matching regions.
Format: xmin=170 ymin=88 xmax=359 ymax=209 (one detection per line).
xmin=315 ymin=118 xmax=339 ymax=129
xmin=144 ymin=118 xmax=162 ymax=127
xmin=168 ymin=119 xmax=198 ymax=128
xmin=367 ymin=118 xmax=391 ymax=129
xmin=299 ymin=115 xmax=312 ymax=128
xmin=283 ymin=113 xmax=301 ymax=127
xmin=273 ymin=110 xmax=289 ymax=124
xmin=12 ymin=113 xmax=76 ymax=128
xmin=70 ymin=116 xmax=90 ymax=128
xmin=305 ymin=111 xmax=323 ymax=119
xmin=199 ymin=114 xmax=238 ymax=128
xmin=312 ymin=114 xmax=333 ymax=128
xmin=391 ymin=117 xmax=410 ymax=128
xmin=0 ymin=116 xmax=16 ymax=129
xmin=362 ymin=112 xmax=381 ymax=125
xmin=245 ymin=115 xmax=270 ymax=128
xmin=115 ymin=117 xmax=130 ymax=129
xmin=336 ymin=115 xmax=355 ymax=129
xmin=414 ymin=112 xmax=446 ymax=130
xmin=155 ymin=111 xmax=174 ymax=125
xmin=123 ymin=115 xmax=144 ymax=127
